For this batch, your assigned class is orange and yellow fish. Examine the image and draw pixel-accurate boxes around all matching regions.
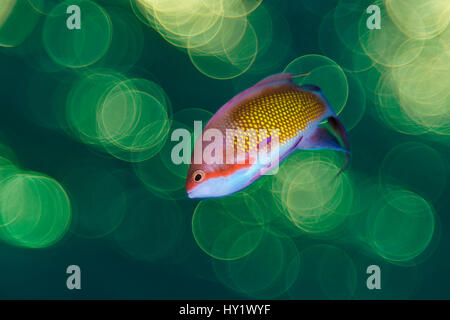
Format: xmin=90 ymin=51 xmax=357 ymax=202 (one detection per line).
xmin=186 ymin=73 xmax=350 ymax=198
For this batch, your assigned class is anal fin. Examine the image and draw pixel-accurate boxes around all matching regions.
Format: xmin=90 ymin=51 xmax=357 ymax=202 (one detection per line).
xmin=297 ymin=125 xmax=350 ymax=174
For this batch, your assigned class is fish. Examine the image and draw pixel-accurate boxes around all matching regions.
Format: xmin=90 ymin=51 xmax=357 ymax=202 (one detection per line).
xmin=186 ymin=72 xmax=350 ymax=198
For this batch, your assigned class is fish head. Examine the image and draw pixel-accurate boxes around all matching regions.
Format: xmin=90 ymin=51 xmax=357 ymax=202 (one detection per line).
xmin=186 ymin=119 xmax=255 ymax=198
xmin=186 ymin=163 xmax=208 ymax=198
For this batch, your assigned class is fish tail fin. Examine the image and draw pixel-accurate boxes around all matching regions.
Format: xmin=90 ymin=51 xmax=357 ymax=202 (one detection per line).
xmin=299 ymin=83 xmax=350 ymax=174
xmin=297 ymin=117 xmax=350 ymax=175
xmin=327 ymin=116 xmax=350 ymax=176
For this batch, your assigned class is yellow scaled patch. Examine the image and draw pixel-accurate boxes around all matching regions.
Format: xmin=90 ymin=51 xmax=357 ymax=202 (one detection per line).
xmin=224 ymin=88 xmax=327 ymax=154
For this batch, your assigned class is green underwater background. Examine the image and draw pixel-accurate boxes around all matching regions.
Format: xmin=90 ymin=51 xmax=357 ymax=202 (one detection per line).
xmin=0 ymin=0 xmax=449 ymax=299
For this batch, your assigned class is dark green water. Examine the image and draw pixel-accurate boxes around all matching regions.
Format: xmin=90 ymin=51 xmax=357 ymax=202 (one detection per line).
xmin=0 ymin=0 xmax=449 ymax=299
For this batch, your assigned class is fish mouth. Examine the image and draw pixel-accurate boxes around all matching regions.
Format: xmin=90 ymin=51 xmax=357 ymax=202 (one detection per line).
xmin=187 ymin=189 xmax=196 ymax=199
xmin=187 ymin=187 xmax=208 ymax=199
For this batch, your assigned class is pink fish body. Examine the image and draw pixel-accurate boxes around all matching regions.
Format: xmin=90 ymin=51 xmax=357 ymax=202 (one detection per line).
xmin=186 ymin=73 xmax=349 ymax=198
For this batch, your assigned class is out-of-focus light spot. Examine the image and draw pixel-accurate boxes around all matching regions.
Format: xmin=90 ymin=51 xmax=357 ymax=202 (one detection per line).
xmin=358 ymin=4 xmax=424 ymax=67
xmin=66 ymin=70 xmax=171 ymax=162
xmin=0 ymin=172 xmax=71 ymax=248
xmin=385 ymin=0 xmax=450 ymax=40
xmin=0 ymin=0 xmax=40 ymax=47
xmin=192 ymin=195 xmax=264 ymax=260
xmin=284 ymin=54 xmax=349 ymax=115
xmin=283 ymin=151 xmax=353 ymax=235
xmin=289 ymin=245 xmax=357 ymax=299
xmin=367 ymin=188 xmax=435 ymax=263
xmin=43 ymin=0 xmax=112 ymax=68
xmin=212 ymin=234 xmax=300 ymax=298
xmin=132 ymin=0 xmax=266 ymax=79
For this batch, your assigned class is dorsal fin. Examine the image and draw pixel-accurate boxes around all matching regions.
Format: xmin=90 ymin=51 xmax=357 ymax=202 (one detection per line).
xmin=253 ymin=73 xmax=294 ymax=87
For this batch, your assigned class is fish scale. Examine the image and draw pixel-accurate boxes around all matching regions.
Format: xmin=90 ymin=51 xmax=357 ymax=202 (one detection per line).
xmin=225 ymin=88 xmax=327 ymax=154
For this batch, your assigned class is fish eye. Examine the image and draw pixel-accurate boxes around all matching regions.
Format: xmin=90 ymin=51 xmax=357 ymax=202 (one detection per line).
xmin=192 ymin=170 xmax=205 ymax=183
